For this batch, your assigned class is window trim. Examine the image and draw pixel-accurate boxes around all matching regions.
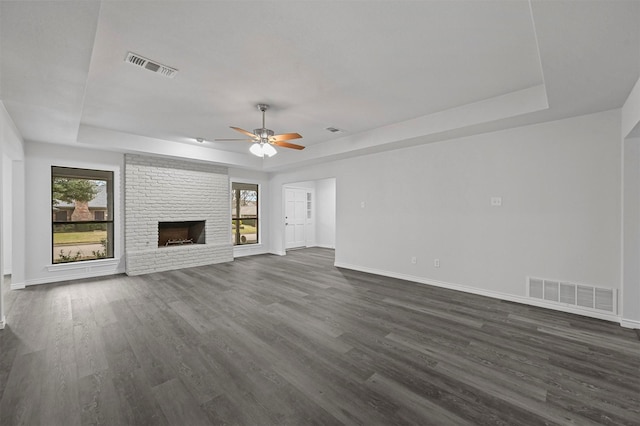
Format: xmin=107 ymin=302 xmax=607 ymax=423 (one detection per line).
xmin=51 ymin=166 xmax=115 ymax=264
xmin=231 ymin=181 xmax=260 ymax=246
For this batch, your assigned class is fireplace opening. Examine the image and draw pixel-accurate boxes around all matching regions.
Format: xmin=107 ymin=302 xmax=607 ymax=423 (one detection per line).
xmin=158 ymin=221 xmax=205 ymax=247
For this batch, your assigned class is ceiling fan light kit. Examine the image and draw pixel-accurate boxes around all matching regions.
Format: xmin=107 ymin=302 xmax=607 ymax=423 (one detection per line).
xmin=214 ymin=104 xmax=305 ymax=157
xmin=262 ymin=143 xmax=277 ymax=157
xmin=249 ymin=142 xmax=277 ymax=158
xmin=249 ymin=143 xmax=264 ymax=157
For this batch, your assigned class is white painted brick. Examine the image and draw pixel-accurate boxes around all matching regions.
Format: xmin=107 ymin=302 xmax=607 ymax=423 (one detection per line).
xmin=124 ymin=154 xmax=233 ymax=275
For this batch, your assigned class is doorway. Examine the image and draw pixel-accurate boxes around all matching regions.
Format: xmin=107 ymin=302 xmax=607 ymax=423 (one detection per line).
xmin=284 ymin=187 xmax=308 ymax=249
xmin=283 ymin=178 xmax=336 ymax=252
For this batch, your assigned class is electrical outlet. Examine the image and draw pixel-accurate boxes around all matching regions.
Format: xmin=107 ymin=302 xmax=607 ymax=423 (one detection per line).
xmin=411 ymin=256 xmax=417 ymax=264
xmin=491 ymin=197 xmax=502 ymax=206
xmin=434 ymin=259 xmax=440 ymax=268
xmin=360 ymin=201 xmax=366 ymax=208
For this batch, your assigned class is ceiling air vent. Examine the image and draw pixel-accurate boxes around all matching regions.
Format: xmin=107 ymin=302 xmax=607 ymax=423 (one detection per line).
xmin=125 ymin=52 xmax=178 ymax=78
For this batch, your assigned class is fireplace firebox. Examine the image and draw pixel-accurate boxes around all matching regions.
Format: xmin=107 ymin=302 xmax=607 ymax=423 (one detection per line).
xmin=158 ymin=221 xmax=205 ymax=247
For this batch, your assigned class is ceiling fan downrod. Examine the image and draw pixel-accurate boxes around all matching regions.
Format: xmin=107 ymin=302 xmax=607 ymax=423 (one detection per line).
xmin=255 ymin=104 xmax=273 ymax=143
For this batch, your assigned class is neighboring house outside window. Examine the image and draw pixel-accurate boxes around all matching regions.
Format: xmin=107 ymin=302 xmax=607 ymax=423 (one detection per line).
xmin=54 ymin=210 xmax=68 ymax=222
xmin=231 ymin=182 xmax=258 ymax=245
xmin=52 ymin=186 xmax=109 ymax=222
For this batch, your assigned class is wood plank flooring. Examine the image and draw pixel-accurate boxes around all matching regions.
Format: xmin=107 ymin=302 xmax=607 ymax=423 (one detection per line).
xmin=1 ymin=248 xmax=639 ymax=425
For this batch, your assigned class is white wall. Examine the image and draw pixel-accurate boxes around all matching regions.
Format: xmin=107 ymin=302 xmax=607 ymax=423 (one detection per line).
xmin=2 ymin=154 xmax=11 ymax=274
xmin=0 ymin=101 xmax=25 ymax=327
xmin=11 ymin=160 xmax=25 ymax=288
xmin=621 ymin=74 xmax=640 ymax=328
xmin=0 ymin=103 xmax=24 ymax=160
xmin=316 ymin=178 xmax=336 ymax=249
xmin=622 ymin=76 xmax=640 ymax=139
xmin=269 ymin=110 xmax=622 ymax=320
xmin=622 ymin=137 xmax=640 ymax=328
xmin=20 ymin=142 xmax=125 ymax=286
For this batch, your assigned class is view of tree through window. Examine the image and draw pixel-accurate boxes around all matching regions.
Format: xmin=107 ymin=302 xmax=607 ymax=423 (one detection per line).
xmin=51 ymin=166 xmax=114 ymax=263
xmin=231 ymin=182 xmax=258 ymax=245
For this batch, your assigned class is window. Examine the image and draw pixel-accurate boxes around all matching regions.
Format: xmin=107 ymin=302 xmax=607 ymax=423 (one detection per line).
xmin=51 ymin=166 xmax=114 ymax=263
xmin=231 ymin=182 xmax=258 ymax=245
xmin=54 ymin=210 xmax=68 ymax=222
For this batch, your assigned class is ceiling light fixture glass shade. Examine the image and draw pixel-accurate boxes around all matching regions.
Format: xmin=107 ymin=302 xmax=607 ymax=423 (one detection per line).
xmin=262 ymin=143 xmax=277 ymax=157
xmin=250 ymin=143 xmax=264 ymax=157
xmin=249 ymin=142 xmax=277 ymax=158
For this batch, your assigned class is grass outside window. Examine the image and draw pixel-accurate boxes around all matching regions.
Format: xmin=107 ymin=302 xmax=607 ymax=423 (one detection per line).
xmin=53 ymin=230 xmax=107 ymax=245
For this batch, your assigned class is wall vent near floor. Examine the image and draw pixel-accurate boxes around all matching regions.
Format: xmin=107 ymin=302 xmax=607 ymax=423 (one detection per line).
xmin=527 ymin=277 xmax=616 ymax=314
xmin=543 ymin=280 xmax=559 ymax=302
xmin=125 ymin=52 xmax=178 ymax=78
xmin=559 ymin=282 xmax=576 ymax=305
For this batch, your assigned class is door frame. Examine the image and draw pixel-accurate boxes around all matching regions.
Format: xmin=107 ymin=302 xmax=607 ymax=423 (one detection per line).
xmin=282 ymin=185 xmax=314 ymax=250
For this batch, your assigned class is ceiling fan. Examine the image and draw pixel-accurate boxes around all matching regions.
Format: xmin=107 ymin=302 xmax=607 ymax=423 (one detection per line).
xmin=215 ymin=104 xmax=304 ymax=157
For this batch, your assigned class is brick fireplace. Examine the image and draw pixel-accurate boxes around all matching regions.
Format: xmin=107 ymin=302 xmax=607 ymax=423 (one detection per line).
xmin=124 ymin=154 xmax=233 ymax=275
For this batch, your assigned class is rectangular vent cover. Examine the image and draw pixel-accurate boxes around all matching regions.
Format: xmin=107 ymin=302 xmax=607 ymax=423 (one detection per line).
xmin=527 ymin=277 xmax=616 ymax=314
xmin=559 ymin=282 xmax=576 ymax=305
xmin=543 ymin=280 xmax=559 ymax=302
xmin=125 ymin=52 xmax=178 ymax=78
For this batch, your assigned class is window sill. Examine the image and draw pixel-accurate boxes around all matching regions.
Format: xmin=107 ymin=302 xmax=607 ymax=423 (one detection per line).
xmin=46 ymin=258 xmax=119 ymax=272
xmin=233 ymin=243 xmax=262 ymax=250
xmin=233 ymin=244 xmax=267 ymax=258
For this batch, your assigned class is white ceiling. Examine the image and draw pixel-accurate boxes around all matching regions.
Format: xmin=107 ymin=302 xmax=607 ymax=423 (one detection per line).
xmin=1 ymin=1 xmax=639 ymax=171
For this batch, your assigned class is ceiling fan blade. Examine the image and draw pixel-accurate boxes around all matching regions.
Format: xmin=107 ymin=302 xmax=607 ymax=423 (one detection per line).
xmin=272 ymin=141 xmax=305 ymax=150
xmin=270 ymin=132 xmax=302 ymax=141
xmin=214 ymin=138 xmax=254 ymax=142
xmin=230 ymin=126 xmax=258 ymax=139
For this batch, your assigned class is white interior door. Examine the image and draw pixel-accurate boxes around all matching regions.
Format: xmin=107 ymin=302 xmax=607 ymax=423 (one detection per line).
xmin=285 ymin=188 xmax=307 ymax=249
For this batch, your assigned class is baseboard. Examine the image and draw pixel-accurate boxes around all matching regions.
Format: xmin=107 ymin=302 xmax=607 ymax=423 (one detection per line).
xmin=22 ymin=268 xmax=119 ymax=287
xmin=620 ymin=318 xmax=640 ymax=329
xmin=11 ymin=259 xmax=121 ymax=288
xmin=269 ymin=250 xmax=286 ymax=256
xmin=334 ymin=262 xmax=622 ymax=325
xmin=233 ymin=244 xmax=269 ymax=258
xmin=314 ymin=244 xmax=335 ymax=249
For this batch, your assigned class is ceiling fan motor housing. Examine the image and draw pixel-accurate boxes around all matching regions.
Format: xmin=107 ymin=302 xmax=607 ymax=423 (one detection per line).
xmin=255 ymin=104 xmax=274 ymax=142
xmin=254 ymin=128 xmax=275 ymax=141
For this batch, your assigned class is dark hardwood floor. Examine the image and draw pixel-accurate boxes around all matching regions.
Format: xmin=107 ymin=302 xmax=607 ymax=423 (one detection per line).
xmin=1 ymin=248 xmax=639 ymax=425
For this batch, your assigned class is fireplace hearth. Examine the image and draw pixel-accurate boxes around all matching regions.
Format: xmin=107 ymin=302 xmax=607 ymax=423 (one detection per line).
xmin=158 ymin=221 xmax=205 ymax=247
